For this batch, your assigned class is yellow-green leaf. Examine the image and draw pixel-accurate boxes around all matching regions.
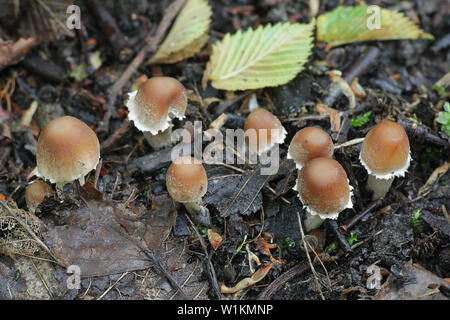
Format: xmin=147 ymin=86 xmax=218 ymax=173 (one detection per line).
xmin=151 ymin=0 xmax=211 ymax=64
xmin=204 ymin=20 xmax=315 ymax=91
xmin=317 ymin=6 xmax=434 ymax=48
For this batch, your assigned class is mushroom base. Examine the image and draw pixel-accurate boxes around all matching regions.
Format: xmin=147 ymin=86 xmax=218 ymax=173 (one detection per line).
xmin=367 ymin=174 xmax=394 ymax=200
xmin=303 ymin=213 xmax=325 ymax=233
xmin=143 ymin=127 xmax=173 ymax=150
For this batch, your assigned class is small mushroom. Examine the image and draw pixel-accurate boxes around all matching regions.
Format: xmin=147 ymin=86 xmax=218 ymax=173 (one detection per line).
xmin=294 ymin=157 xmax=353 ymax=232
xmin=166 ymin=156 xmax=209 ymax=220
xmin=244 ymin=108 xmax=286 ymax=155
xmin=25 ymin=179 xmax=54 ymax=213
xmin=126 ymin=76 xmax=187 ymax=150
xmin=359 ymin=120 xmax=410 ymax=200
xmin=288 ymin=126 xmax=334 ymax=169
xmin=36 ymin=116 xmax=100 ymax=194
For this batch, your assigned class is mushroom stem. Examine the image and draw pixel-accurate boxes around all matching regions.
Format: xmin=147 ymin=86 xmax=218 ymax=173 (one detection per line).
xmin=367 ymin=174 xmax=394 ymax=200
xmin=303 ymin=213 xmax=325 ymax=233
xmin=182 ymin=198 xmax=211 ymax=226
xmin=143 ymin=126 xmax=173 ymax=150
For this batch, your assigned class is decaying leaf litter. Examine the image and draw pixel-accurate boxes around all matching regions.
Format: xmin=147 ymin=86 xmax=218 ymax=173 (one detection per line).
xmin=0 ymin=0 xmax=449 ymax=300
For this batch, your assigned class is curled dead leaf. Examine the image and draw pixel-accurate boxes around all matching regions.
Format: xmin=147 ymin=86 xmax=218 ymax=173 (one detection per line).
xmin=207 ymin=229 xmax=223 ymax=250
xmin=220 ymin=263 xmax=273 ymax=294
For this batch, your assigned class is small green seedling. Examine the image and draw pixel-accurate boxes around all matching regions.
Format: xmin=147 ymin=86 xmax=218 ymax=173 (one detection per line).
xmin=412 ymin=209 xmax=422 ymax=231
xmin=350 ymin=111 xmax=372 ymax=127
xmin=347 ymin=232 xmax=359 ymax=246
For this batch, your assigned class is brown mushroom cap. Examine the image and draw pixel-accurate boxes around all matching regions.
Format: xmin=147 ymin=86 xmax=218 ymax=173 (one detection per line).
xmin=360 ymin=120 xmax=410 ymax=178
xmin=25 ymin=179 xmax=53 ymax=212
xmin=126 ymin=76 xmax=187 ymax=135
xmin=36 ymin=116 xmax=100 ymax=184
xmin=166 ymin=156 xmax=208 ymax=203
xmin=295 ymin=157 xmax=352 ymax=219
xmin=288 ymin=127 xmax=334 ymax=168
xmin=244 ymin=108 xmax=286 ymax=154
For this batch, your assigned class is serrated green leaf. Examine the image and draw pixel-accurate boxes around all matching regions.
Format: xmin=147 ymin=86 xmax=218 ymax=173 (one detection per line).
xmin=317 ymin=6 xmax=434 ymax=48
xmin=151 ymin=0 xmax=211 ymax=64
xmin=205 ymin=20 xmax=315 ymax=91
xmin=350 ymin=111 xmax=372 ymax=127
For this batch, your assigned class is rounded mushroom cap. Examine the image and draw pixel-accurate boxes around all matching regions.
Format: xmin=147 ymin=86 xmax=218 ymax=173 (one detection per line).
xmin=36 ymin=116 xmax=100 ymax=184
xmin=288 ymin=127 xmax=334 ymax=169
xmin=126 ymin=76 xmax=187 ymax=135
xmin=295 ymin=157 xmax=352 ymax=219
xmin=166 ymin=156 xmax=208 ymax=202
xmin=25 ymin=179 xmax=53 ymax=212
xmin=243 ymin=108 xmax=286 ymax=154
xmin=360 ymin=120 xmax=410 ymax=179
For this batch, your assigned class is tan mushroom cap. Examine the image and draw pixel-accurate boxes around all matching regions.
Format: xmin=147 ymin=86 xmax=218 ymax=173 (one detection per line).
xmin=244 ymin=108 xmax=287 ymax=154
xmin=25 ymin=179 xmax=53 ymax=212
xmin=360 ymin=120 xmax=410 ymax=179
xmin=126 ymin=76 xmax=187 ymax=135
xmin=166 ymin=156 xmax=208 ymax=203
xmin=36 ymin=116 xmax=100 ymax=184
xmin=288 ymin=127 xmax=334 ymax=169
xmin=295 ymin=157 xmax=352 ymax=219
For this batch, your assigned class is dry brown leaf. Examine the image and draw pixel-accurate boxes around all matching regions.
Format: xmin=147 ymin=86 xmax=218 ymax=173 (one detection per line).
xmin=316 ymin=103 xmax=341 ymax=132
xmin=207 ymin=229 xmax=223 ymax=251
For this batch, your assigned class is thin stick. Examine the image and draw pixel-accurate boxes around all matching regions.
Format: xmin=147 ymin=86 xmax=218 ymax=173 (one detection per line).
xmin=296 ymin=211 xmax=325 ymax=300
xmin=184 ymin=213 xmax=223 ymax=300
xmin=97 ymin=272 xmax=129 ymax=300
xmin=334 ymin=137 xmax=364 ymax=149
xmin=99 ymin=0 xmax=187 ymax=132
xmin=0 ymin=200 xmax=62 ymax=266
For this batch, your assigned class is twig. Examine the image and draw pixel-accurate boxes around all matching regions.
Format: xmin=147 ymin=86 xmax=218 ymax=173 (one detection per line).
xmin=97 ymin=272 xmax=129 ymax=300
xmin=334 ymin=137 xmax=364 ymax=149
xmin=0 ymin=200 xmax=63 ymax=266
xmin=257 ymin=261 xmax=310 ymax=300
xmin=98 ymin=0 xmax=187 ymax=133
xmin=105 ymin=224 xmax=190 ymax=299
xmin=327 ymin=219 xmax=352 ymax=254
xmin=0 ymin=38 xmax=38 ymax=71
xmin=324 ymin=46 xmax=380 ymax=107
xmin=100 ymin=119 xmax=132 ymax=151
xmin=184 ymin=213 xmax=223 ymax=300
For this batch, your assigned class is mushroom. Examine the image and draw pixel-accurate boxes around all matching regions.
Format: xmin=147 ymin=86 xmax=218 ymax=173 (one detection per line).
xmin=359 ymin=120 xmax=410 ymax=200
xmin=25 ymin=179 xmax=54 ymax=213
xmin=288 ymin=126 xmax=334 ymax=169
xmin=243 ymin=108 xmax=286 ymax=155
xmin=126 ymin=76 xmax=187 ymax=150
xmin=166 ymin=156 xmax=209 ymax=220
xmin=36 ymin=116 xmax=100 ymax=194
xmin=294 ymin=157 xmax=353 ymax=232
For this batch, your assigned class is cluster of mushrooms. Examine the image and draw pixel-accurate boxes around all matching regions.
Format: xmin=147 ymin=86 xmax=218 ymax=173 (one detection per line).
xmin=26 ymin=76 xmax=411 ymax=236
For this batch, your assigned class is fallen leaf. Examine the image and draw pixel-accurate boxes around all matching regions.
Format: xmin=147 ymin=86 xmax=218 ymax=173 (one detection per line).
xmin=43 ymin=182 xmax=177 ymax=277
xmin=151 ymin=0 xmax=211 ymax=64
xmin=374 ymin=261 xmax=449 ymax=300
xmin=317 ymin=5 xmax=434 ymax=49
xmin=207 ymin=229 xmax=223 ymax=250
xmin=204 ymin=20 xmax=315 ymax=90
